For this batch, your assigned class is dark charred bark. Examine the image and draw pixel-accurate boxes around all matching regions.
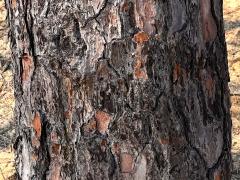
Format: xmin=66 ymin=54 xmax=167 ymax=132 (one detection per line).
xmin=6 ymin=0 xmax=231 ymax=179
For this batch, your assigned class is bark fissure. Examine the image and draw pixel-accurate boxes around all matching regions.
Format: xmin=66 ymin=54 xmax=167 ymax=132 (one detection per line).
xmin=23 ymin=0 xmax=35 ymax=56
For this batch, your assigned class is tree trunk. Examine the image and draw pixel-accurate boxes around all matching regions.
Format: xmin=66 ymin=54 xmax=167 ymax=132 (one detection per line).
xmin=6 ymin=0 xmax=231 ymax=179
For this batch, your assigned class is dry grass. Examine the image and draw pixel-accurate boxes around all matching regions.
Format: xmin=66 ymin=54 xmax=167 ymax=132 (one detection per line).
xmin=0 ymin=0 xmax=239 ymax=179
xmin=224 ymin=1 xmax=240 ymax=179
xmin=0 ymin=0 xmax=15 ymax=179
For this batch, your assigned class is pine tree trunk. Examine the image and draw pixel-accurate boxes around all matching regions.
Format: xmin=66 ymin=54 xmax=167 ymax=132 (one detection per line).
xmin=6 ymin=0 xmax=231 ymax=179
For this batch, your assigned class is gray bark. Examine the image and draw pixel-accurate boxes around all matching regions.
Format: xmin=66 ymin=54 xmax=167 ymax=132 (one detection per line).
xmin=6 ymin=0 xmax=231 ymax=179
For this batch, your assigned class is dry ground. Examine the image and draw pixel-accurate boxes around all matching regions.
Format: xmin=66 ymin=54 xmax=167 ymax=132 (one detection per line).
xmin=0 ymin=0 xmax=15 ymax=179
xmin=224 ymin=0 xmax=240 ymax=179
xmin=0 ymin=0 xmax=239 ymax=179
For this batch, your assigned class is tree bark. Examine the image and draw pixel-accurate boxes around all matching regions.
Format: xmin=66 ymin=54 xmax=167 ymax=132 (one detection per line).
xmin=6 ymin=0 xmax=231 ymax=179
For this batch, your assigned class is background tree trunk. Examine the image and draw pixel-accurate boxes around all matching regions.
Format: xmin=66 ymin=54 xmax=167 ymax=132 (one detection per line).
xmin=6 ymin=0 xmax=231 ymax=179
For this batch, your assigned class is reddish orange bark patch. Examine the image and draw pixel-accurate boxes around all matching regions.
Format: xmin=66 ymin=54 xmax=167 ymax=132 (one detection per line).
xmin=120 ymin=153 xmax=134 ymax=173
xmin=32 ymin=112 xmax=41 ymax=138
xmin=173 ymin=64 xmax=181 ymax=82
xmin=133 ymin=32 xmax=149 ymax=44
xmin=21 ymin=53 xmax=33 ymax=82
xmin=95 ymin=111 xmax=111 ymax=134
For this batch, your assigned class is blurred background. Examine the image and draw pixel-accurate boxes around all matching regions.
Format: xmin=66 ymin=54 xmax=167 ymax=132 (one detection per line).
xmin=0 ymin=0 xmax=239 ymax=179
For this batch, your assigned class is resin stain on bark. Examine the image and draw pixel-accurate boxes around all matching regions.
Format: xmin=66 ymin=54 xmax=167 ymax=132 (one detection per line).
xmin=200 ymin=0 xmax=217 ymax=42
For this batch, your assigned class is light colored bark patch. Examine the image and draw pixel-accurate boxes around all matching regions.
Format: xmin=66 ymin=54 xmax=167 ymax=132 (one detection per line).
xmin=134 ymin=155 xmax=147 ymax=180
xmin=21 ymin=139 xmax=31 ymax=179
xmin=107 ymin=6 xmax=122 ymax=42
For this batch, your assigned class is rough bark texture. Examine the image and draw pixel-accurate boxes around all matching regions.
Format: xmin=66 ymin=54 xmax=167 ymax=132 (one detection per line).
xmin=6 ymin=0 xmax=231 ymax=179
